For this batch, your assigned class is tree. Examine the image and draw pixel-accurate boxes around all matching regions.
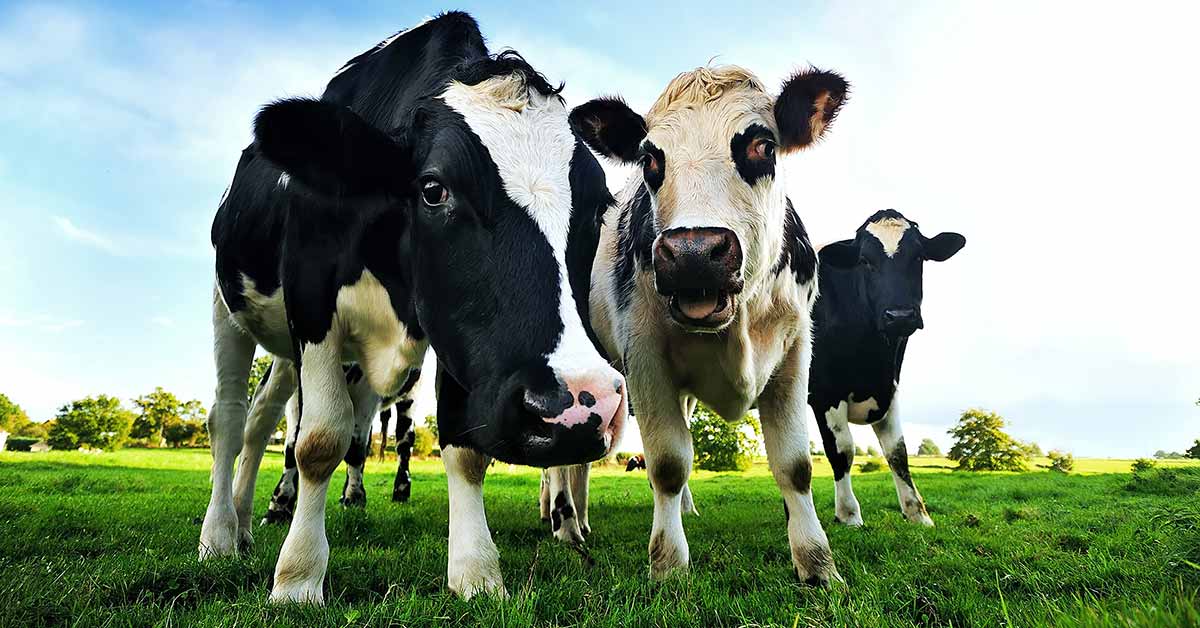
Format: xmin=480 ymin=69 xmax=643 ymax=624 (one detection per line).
xmin=131 ymin=388 xmax=207 ymax=446
xmin=855 ymin=446 xmax=866 ymax=456
xmin=413 ymin=427 xmax=436 ymax=457
xmin=0 ymin=393 xmax=31 ymax=434
xmin=947 ymin=408 xmax=1029 ymax=472
xmin=47 ymin=395 xmax=135 ymax=451
xmin=867 ymin=446 xmax=880 ymax=457
xmin=689 ymin=404 xmax=758 ymax=472
xmin=917 ymin=438 xmax=941 ymax=457
xmin=1186 ymin=440 xmax=1200 ymax=460
xmin=1048 ymin=450 xmax=1074 ymax=473
xmin=424 ymin=415 xmax=439 ymax=441
xmin=1019 ymin=440 xmax=1043 ymax=458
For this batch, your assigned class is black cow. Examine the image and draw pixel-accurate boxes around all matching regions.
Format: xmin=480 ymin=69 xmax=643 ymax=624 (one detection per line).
xmin=810 ymin=209 xmax=965 ymax=526
xmin=199 ymin=12 xmax=626 ymax=603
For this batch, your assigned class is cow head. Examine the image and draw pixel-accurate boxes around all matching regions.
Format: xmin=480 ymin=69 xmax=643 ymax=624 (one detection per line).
xmin=819 ymin=209 xmax=965 ymax=338
xmin=253 ymin=52 xmax=625 ymax=468
xmin=571 ymin=65 xmax=848 ymax=332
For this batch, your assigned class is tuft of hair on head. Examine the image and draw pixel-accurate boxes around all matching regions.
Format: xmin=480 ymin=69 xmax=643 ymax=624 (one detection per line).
xmin=451 ymin=49 xmax=564 ymax=111
xmin=646 ymin=65 xmax=767 ymax=125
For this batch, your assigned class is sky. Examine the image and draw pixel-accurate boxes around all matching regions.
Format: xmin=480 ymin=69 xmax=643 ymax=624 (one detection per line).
xmin=1 ymin=1 xmax=1197 ymax=457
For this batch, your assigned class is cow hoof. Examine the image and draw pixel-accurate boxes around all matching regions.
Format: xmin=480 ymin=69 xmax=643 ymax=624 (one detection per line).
xmin=580 ymin=521 xmax=591 ymax=537
xmin=237 ymin=528 xmax=254 ymax=554
xmin=908 ymin=512 xmax=935 ymax=527
xmin=791 ymin=543 xmax=842 ymax=588
xmin=833 ymin=512 xmax=864 ymax=527
xmin=339 ymin=492 xmax=366 ymax=509
xmin=392 ymin=488 xmax=411 ymax=503
xmin=260 ymin=508 xmax=293 ymax=526
xmin=553 ymin=519 xmax=587 ymax=546
xmin=448 ymin=567 xmax=507 ymax=600
xmin=269 ymin=578 xmax=324 ymax=605
xmin=198 ymin=507 xmax=240 ymax=560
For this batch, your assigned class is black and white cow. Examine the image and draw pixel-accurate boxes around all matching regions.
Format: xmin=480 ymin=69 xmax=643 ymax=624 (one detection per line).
xmin=809 ymin=209 xmax=965 ymax=527
xmin=564 ymin=65 xmax=850 ymax=584
xmin=199 ymin=13 xmax=626 ymax=602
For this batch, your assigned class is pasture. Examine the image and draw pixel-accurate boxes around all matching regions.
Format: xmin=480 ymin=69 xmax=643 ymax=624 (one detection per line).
xmin=1 ymin=449 xmax=1197 ymax=627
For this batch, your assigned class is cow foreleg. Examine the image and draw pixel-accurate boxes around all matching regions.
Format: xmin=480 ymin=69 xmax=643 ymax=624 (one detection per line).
xmin=199 ymin=287 xmax=256 ymax=560
xmin=545 ymin=466 xmax=585 ymax=545
xmin=817 ymin=401 xmax=862 ymax=526
xmin=539 ymin=470 xmax=551 ymax=522
xmin=443 ymin=445 xmax=506 ymax=599
xmin=872 ymin=395 xmax=933 ymax=526
xmin=639 ymin=389 xmax=692 ymax=580
xmin=569 ymin=464 xmax=592 ymax=537
xmin=391 ymin=402 xmax=414 ymax=502
xmin=270 ymin=339 xmax=353 ymax=604
xmin=233 ymin=358 xmax=296 ymax=543
xmin=760 ymin=346 xmax=841 ymax=586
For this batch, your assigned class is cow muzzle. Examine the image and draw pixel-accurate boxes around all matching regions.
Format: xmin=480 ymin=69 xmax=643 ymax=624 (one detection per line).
xmin=653 ymin=227 xmax=744 ymax=331
xmin=882 ymin=307 xmax=923 ymax=337
xmin=516 ymin=367 xmax=627 ymax=467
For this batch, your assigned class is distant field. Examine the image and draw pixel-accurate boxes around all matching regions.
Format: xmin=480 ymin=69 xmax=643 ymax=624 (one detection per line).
xmin=1 ymin=449 xmax=1197 ymax=627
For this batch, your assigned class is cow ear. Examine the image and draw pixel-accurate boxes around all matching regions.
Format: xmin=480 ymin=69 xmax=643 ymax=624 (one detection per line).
xmin=818 ymin=239 xmax=861 ymax=269
xmin=923 ymin=232 xmax=966 ymax=262
xmin=569 ymin=96 xmax=647 ymax=164
xmin=774 ymin=68 xmax=849 ymax=153
xmin=254 ymin=98 xmax=413 ymax=197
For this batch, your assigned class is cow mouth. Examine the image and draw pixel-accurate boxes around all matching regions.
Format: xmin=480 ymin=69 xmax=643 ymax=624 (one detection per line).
xmin=668 ymin=290 xmax=736 ymax=331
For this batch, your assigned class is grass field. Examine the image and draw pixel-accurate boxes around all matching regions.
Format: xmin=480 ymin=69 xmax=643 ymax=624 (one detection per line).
xmin=1 ymin=449 xmax=1198 ymax=627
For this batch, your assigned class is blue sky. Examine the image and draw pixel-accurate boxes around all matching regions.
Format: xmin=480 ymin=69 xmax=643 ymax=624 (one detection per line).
xmin=1 ymin=1 xmax=1197 ymax=456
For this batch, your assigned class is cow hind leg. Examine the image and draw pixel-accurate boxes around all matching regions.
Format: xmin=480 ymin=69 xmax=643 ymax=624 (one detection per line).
xmin=539 ymin=470 xmax=551 ymax=522
xmin=680 ymin=482 xmax=699 ymax=517
xmin=444 ymin=445 xmax=506 ymax=599
xmin=872 ymin=401 xmax=933 ymax=526
xmin=270 ymin=340 xmax=355 ymax=604
xmin=340 ymin=389 xmax=379 ymax=509
xmin=262 ymin=394 xmax=301 ymax=525
xmin=233 ymin=358 xmax=297 ymax=544
xmin=817 ymin=402 xmax=863 ymax=526
xmin=546 ymin=466 xmax=585 ymax=545
xmin=199 ymin=288 xmax=257 ymax=560
xmin=392 ymin=402 xmax=414 ymax=502
xmin=569 ymin=464 xmax=592 ymax=536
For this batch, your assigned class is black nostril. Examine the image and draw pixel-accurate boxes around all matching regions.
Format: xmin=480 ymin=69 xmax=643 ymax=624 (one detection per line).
xmin=655 ymin=239 xmax=676 ymax=264
xmin=709 ymin=234 xmax=731 ymax=260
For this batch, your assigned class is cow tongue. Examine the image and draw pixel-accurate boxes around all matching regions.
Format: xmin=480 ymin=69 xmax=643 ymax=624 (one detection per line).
xmin=676 ymin=293 xmax=719 ymax=320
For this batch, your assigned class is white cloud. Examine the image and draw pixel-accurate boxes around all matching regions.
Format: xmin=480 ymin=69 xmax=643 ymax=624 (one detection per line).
xmin=52 ymin=216 xmax=124 ymax=255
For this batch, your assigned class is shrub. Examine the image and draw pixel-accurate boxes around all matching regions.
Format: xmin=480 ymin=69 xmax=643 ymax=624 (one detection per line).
xmin=1187 ymin=439 xmax=1200 ymax=460
xmin=615 ymin=452 xmax=633 ymax=464
xmin=6 ymin=437 xmax=39 ymax=452
xmin=412 ymin=427 xmax=436 ymax=457
xmin=1126 ymin=466 xmax=1200 ymax=496
xmin=689 ymin=404 xmax=758 ymax=472
xmin=1131 ymin=458 xmax=1157 ymax=473
xmin=859 ymin=459 xmax=884 ymax=473
xmin=854 ymin=446 xmax=866 ymax=456
xmin=1048 ymin=450 xmax=1074 ymax=473
xmin=47 ymin=395 xmax=135 ymax=451
xmin=947 ymin=408 xmax=1029 ymax=471
xmin=916 ymin=438 xmax=941 ymax=457
xmin=1020 ymin=440 xmax=1044 ymax=458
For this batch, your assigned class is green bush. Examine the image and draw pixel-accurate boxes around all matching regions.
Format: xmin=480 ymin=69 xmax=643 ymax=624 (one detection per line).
xmin=413 ymin=427 xmax=436 ymax=457
xmin=916 ymin=438 xmax=941 ymax=456
xmin=1048 ymin=450 xmax=1074 ymax=473
xmin=615 ymin=452 xmax=633 ymax=464
xmin=1126 ymin=466 xmax=1200 ymax=496
xmin=689 ymin=404 xmax=758 ymax=472
xmin=47 ymin=395 xmax=135 ymax=451
xmin=947 ymin=408 xmax=1029 ymax=471
xmin=859 ymin=459 xmax=884 ymax=473
xmin=1131 ymin=458 xmax=1157 ymax=473
xmin=6 ymin=437 xmax=39 ymax=452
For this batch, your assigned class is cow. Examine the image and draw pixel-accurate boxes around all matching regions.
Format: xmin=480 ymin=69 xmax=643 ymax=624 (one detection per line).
xmin=198 ymin=12 xmax=626 ymax=603
xmin=809 ymin=209 xmax=965 ymax=527
xmin=563 ymin=64 xmax=851 ymax=584
xmin=625 ymin=454 xmax=646 ymax=471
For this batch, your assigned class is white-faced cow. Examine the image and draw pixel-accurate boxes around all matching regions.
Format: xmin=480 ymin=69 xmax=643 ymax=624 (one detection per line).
xmin=563 ymin=65 xmax=850 ymax=584
xmin=809 ymin=209 xmax=965 ymax=527
xmin=199 ymin=12 xmax=626 ymax=602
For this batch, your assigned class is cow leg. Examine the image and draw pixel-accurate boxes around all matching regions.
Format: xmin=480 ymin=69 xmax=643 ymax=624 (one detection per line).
xmin=391 ymin=401 xmax=414 ymax=502
xmin=539 ymin=470 xmax=551 ymax=522
xmin=817 ymin=401 xmax=862 ymax=526
xmin=872 ymin=397 xmax=933 ymax=526
xmin=269 ymin=339 xmax=354 ymax=604
xmin=639 ymin=386 xmax=692 ymax=580
xmin=262 ymin=395 xmax=300 ymax=525
xmin=679 ymin=398 xmax=700 ymax=517
xmin=759 ymin=346 xmax=840 ymax=586
xmin=545 ymin=466 xmax=585 ymax=545
xmin=443 ymin=445 xmax=506 ymax=599
xmin=569 ymin=464 xmax=591 ymax=537
xmin=339 ymin=392 xmax=378 ymax=509
xmin=199 ymin=287 xmax=256 ymax=560
xmin=233 ymin=358 xmax=297 ymax=544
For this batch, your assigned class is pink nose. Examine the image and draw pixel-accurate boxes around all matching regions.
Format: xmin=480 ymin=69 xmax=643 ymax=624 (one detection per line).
xmin=541 ymin=370 xmax=627 ymax=454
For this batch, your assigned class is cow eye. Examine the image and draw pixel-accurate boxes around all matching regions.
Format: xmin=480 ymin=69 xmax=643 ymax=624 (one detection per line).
xmin=421 ymin=179 xmax=448 ymax=206
xmin=749 ymin=137 xmax=775 ymax=161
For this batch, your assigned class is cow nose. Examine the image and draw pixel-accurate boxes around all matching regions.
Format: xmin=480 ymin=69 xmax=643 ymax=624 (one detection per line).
xmin=882 ymin=308 xmax=922 ymax=334
xmin=525 ymin=369 xmax=627 ymax=452
xmin=652 ymin=227 xmax=744 ymax=296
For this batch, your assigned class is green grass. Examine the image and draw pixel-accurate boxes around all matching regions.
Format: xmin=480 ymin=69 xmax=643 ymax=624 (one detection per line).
xmin=0 ymin=449 xmax=1197 ymax=627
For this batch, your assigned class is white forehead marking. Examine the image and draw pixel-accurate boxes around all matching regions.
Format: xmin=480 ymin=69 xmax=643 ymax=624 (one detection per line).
xmin=865 ymin=217 xmax=911 ymax=257
xmin=441 ymin=77 xmax=603 ymax=372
